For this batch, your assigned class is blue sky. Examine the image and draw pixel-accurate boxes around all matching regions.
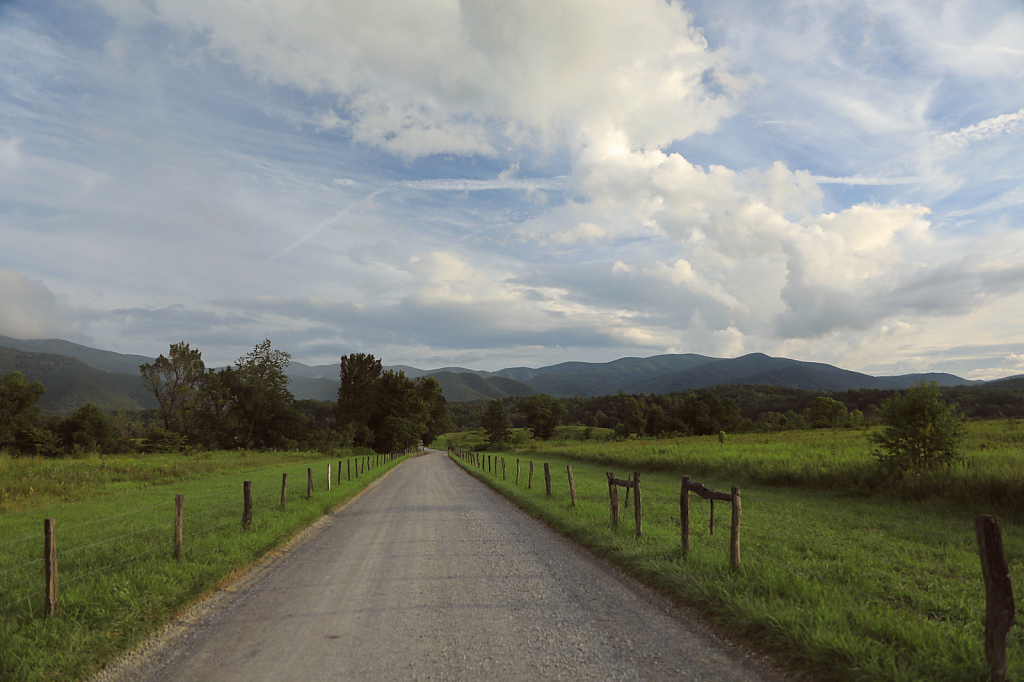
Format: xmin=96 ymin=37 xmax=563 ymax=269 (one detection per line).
xmin=2 ymin=0 xmax=1023 ymax=379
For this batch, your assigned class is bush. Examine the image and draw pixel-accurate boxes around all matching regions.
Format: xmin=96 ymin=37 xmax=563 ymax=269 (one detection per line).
xmin=870 ymin=382 xmax=965 ymax=474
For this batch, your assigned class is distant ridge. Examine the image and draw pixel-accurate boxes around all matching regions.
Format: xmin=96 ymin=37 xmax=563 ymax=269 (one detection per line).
xmin=0 ymin=336 xmax=990 ymax=410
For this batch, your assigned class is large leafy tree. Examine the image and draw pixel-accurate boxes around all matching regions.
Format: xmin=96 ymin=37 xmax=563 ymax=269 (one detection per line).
xmin=228 ymin=339 xmax=298 ymax=447
xmin=870 ymin=381 xmax=965 ymax=474
xmin=0 ymin=371 xmax=45 ymax=447
xmin=336 ymin=354 xmax=450 ymax=452
xmin=520 ymin=393 xmax=565 ymax=440
xmin=481 ymin=399 xmax=511 ymax=444
xmin=140 ymin=342 xmax=206 ymax=440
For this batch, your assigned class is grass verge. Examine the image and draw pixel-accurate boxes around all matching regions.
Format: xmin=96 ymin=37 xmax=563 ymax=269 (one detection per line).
xmin=450 ymin=448 xmax=1023 ymax=681
xmin=0 ymin=450 xmax=408 ymax=682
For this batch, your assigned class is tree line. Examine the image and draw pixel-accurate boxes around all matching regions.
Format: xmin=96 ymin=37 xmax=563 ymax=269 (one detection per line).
xmin=0 ymin=343 xmax=452 ymax=457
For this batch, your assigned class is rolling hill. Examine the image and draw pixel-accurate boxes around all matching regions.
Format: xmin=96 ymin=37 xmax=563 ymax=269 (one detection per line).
xmin=0 ymin=336 xmax=987 ymax=412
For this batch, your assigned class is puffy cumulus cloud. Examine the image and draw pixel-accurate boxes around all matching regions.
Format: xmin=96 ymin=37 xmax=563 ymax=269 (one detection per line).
xmin=94 ymin=0 xmax=740 ymax=158
xmin=0 ymin=269 xmax=89 ymax=342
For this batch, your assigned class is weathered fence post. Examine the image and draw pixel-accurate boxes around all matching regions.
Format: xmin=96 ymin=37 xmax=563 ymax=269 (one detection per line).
xmin=680 ymin=476 xmax=690 ymax=556
xmin=174 ymin=494 xmax=184 ymax=559
xmin=307 ymin=468 xmax=313 ymax=500
xmin=327 ymin=464 xmax=332 ymax=492
xmin=502 ymin=457 xmax=506 ymax=480
xmin=975 ymin=514 xmax=1015 ymax=681
xmin=44 ymin=518 xmax=57 ymax=616
xmin=348 ymin=459 xmax=352 ymax=480
xmin=338 ymin=460 xmax=342 ymax=485
xmin=529 ymin=461 xmax=534 ymax=488
xmin=567 ymin=465 xmax=577 ymax=507
xmin=516 ymin=459 xmax=521 ymax=484
xmin=242 ymin=481 xmax=253 ymax=529
xmin=281 ymin=473 xmax=288 ymax=510
xmin=633 ymin=472 xmax=642 ymax=537
xmin=606 ymin=473 xmax=619 ymax=525
xmin=544 ymin=463 xmax=552 ymax=496
xmin=730 ymin=487 xmax=741 ymax=572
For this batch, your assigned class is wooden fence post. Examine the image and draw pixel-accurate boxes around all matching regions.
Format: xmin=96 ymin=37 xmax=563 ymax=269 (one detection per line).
xmin=44 ymin=518 xmax=57 ymax=616
xmin=730 ymin=487 xmax=741 ymax=572
xmin=975 ymin=514 xmax=1015 ymax=681
xmin=307 ymin=468 xmax=313 ymax=500
xmin=348 ymin=459 xmax=352 ymax=480
xmin=281 ymin=473 xmax=288 ymax=510
xmin=680 ymin=476 xmax=690 ymax=556
xmin=174 ymin=494 xmax=184 ymax=559
xmin=242 ymin=481 xmax=253 ymax=529
xmin=516 ymin=459 xmax=521 ymax=484
xmin=567 ymin=465 xmax=577 ymax=507
xmin=338 ymin=460 xmax=342 ymax=485
xmin=633 ymin=472 xmax=642 ymax=537
xmin=624 ymin=474 xmax=632 ymax=507
xmin=544 ymin=463 xmax=552 ymax=496
xmin=327 ymin=464 xmax=331 ymax=492
xmin=606 ymin=472 xmax=619 ymax=525
xmin=529 ymin=461 xmax=534 ymax=488
xmin=502 ymin=457 xmax=506 ymax=480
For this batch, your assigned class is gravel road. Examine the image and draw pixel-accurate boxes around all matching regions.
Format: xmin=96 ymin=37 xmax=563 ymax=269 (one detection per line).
xmin=94 ymin=450 xmax=788 ymax=682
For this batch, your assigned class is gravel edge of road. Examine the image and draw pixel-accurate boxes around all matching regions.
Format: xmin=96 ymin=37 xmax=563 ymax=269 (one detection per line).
xmin=87 ymin=462 xmax=404 ymax=682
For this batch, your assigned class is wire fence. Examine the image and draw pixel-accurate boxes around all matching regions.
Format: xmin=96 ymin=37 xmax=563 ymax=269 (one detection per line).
xmin=0 ymin=451 xmax=410 ymax=617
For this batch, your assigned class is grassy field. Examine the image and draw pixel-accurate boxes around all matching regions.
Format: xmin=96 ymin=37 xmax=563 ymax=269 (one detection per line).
xmin=0 ymin=449 xmax=407 ymax=682
xmin=446 ymin=422 xmax=1023 ymax=682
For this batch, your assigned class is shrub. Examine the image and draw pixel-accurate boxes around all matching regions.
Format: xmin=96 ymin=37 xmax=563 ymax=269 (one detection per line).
xmin=870 ymin=382 xmax=965 ymax=474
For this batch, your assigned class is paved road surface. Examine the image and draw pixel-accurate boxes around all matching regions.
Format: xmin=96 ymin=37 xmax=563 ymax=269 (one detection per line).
xmin=100 ymin=450 xmax=786 ymax=682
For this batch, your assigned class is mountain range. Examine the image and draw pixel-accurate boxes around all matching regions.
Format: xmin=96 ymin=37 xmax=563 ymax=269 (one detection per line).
xmin=0 ymin=335 xmax=992 ymax=414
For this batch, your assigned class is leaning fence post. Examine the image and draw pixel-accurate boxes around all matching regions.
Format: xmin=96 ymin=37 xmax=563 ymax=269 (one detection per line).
xmin=681 ymin=476 xmax=690 ymax=556
xmin=567 ymin=465 xmax=577 ymax=507
xmin=281 ymin=473 xmax=288 ymax=510
xmin=544 ymin=463 xmax=552 ymax=496
xmin=44 ymin=518 xmax=57 ymax=616
xmin=975 ymin=514 xmax=1015 ymax=681
xmin=174 ymin=494 xmax=184 ymax=559
xmin=242 ymin=481 xmax=253 ymax=529
xmin=606 ymin=472 xmax=619 ymax=525
xmin=730 ymin=487 xmax=741 ymax=572
xmin=633 ymin=472 xmax=642 ymax=537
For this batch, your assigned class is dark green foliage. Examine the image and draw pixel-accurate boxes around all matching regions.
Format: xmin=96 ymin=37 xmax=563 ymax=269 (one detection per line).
xmin=56 ymin=402 xmax=117 ymax=453
xmin=481 ymin=399 xmax=511 ymax=444
xmin=141 ymin=426 xmax=188 ymax=453
xmin=870 ymin=381 xmax=966 ymax=474
xmin=810 ymin=396 xmax=849 ymax=428
xmin=520 ymin=393 xmax=565 ymax=439
xmin=335 ymin=353 xmax=451 ymax=452
xmin=139 ymin=342 xmax=207 ymax=439
xmin=0 ymin=370 xmax=45 ymax=447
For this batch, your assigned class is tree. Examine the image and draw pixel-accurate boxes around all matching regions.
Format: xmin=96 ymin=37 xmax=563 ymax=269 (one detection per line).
xmin=481 ymin=399 xmax=511 ymax=444
xmin=520 ymin=394 xmax=565 ymax=440
xmin=337 ymin=353 xmax=383 ymax=447
xmin=810 ymin=396 xmax=849 ymax=428
xmin=57 ymin=402 xmax=116 ymax=453
xmin=0 ymin=371 xmax=45 ymax=448
xmin=139 ymin=342 xmax=207 ymax=440
xmin=228 ymin=339 xmax=299 ymax=448
xmin=870 ymin=381 xmax=965 ymax=474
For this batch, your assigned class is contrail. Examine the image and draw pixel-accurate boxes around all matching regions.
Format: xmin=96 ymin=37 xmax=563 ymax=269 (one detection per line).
xmin=271 ymin=190 xmax=382 ymax=260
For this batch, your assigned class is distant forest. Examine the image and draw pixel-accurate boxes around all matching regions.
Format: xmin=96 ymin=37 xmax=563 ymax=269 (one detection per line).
xmin=446 ymin=380 xmax=1024 ymax=437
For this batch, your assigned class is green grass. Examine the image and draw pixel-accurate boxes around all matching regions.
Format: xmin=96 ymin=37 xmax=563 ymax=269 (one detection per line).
xmin=449 ymin=432 xmax=1024 ymax=682
xmin=0 ymin=449 xmax=406 ymax=682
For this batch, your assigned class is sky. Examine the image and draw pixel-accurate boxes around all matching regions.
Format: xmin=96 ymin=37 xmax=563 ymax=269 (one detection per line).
xmin=1 ymin=0 xmax=1023 ymax=379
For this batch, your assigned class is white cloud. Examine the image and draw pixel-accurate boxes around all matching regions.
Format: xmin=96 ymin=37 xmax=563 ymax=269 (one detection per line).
xmin=0 ymin=270 xmax=88 ymax=342
xmin=937 ymin=108 xmax=1024 ymax=150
